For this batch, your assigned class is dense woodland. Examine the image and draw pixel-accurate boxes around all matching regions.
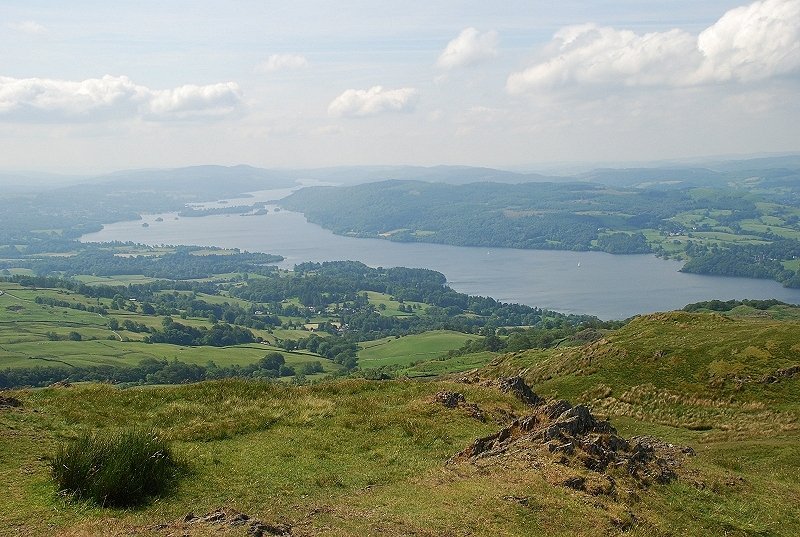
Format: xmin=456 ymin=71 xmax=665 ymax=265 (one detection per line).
xmin=9 ymin=247 xmax=283 ymax=280
xmin=680 ymin=240 xmax=800 ymax=287
xmin=282 ymin=180 xmax=691 ymax=251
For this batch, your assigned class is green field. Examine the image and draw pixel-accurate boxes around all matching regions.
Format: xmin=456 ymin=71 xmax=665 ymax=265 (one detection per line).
xmin=1 ymin=285 xmax=111 ymax=344
xmin=0 ymin=338 xmax=336 ymax=371
xmin=192 ymin=292 xmax=253 ymax=308
xmin=358 ymin=330 xmax=475 ymax=368
xmin=364 ymin=291 xmax=425 ymax=317
xmin=74 ymin=274 xmax=161 ymax=286
xmin=0 ymin=281 xmax=338 ymax=374
xmin=404 ymin=350 xmax=496 ymax=377
xmin=0 ymin=268 xmax=34 ymax=276
xmin=740 ymin=220 xmax=800 ymax=239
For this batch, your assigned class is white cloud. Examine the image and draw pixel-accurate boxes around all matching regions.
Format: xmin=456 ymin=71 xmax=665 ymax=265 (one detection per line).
xmin=8 ymin=21 xmax=48 ymax=35
xmin=328 ymin=86 xmax=419 ymax=118
xmin=256 ymin=53 xmax=309 ymax=73
xmin=0 ymin=75 xmax=243 ymax=122
xmin=437 ymin=27 xmax=498 ymax=69
xmin=507 ymin=0 xmax=800 ymax=94
xmin=146 ymin=82 xmax=242 ymax=119
xmin=695 ymin=0 xmax=800 ymax=83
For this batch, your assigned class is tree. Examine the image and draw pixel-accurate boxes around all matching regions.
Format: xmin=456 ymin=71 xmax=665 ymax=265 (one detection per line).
xmin=259 ymin=352 xmax=285 ymax=371
xmin=299 ymin=361 xmax=324 ymax=375
xmin=278 ymin=364 xmax=296 ymax=377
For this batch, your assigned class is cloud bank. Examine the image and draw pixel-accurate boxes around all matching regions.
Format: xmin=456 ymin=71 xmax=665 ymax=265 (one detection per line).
xmin=328 ymin=86 xmax=419 ymax=118
xmin=8 ymin=21 xmax=48 ymax=35
xmin=0 ymin=75 xmax=242 ymax=121
xmin=437 ymin=27 xmax=498 ymax=69
xmin=256 ymin=53 xmax=309 ymax=73
xmin=507 ymin=0 xmax=800 ymax=93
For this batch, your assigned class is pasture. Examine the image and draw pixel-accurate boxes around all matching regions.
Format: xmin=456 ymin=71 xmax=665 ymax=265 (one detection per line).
xmin=358 ymin=330 xmax=474 ymax=368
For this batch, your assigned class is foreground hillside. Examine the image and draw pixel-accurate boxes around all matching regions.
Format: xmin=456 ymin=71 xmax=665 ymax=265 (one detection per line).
xmin=2 ymin=311 xmax=799 ymax=536
xmin=483 ymin=311 xmax=800 ymax=430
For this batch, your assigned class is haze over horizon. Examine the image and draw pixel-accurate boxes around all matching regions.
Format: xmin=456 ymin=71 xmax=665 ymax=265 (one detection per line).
xmin=1 ymin=0 xmax=798 ymax=174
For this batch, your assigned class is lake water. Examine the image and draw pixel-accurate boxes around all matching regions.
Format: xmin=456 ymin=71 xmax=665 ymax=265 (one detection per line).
xmin=80 ymin=191 xmax=800 ymax=319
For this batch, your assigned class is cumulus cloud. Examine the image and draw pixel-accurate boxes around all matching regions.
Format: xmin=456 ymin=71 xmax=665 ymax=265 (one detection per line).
xmin=8 ymin=21 xmax=48 ymax=35
xmin=146 ymin=82 xmax=242 ymax=119
xmin=695 ymin=0 xmax=800 ymax=83
xmin=328 ymin=86 xmax=419 ymax=118
xmin=0 ymin=75 xmax=242 ymax=121
xmin=256 ymin=53 xmax=309 ymax=73
xmin=507 ymin=0 xmax=800 ymax=93
xmin=437 ymin=27 xmax=498 ymax=69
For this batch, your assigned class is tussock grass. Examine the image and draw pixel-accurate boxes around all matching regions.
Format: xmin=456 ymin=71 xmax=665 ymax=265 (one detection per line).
xmin=51 ymin=428 xmax=181 ymax=507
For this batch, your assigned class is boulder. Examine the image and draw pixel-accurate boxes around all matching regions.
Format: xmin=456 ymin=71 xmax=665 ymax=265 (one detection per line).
xmin=433 ymin=390 xmax=486 ymax=422
xmin=0 ymin=396 xmax=22 ymax=409
xmin=434 ymin=391 xmax=466 ymax=408
xmin=497 ymin=376 xmax=543 ymax=406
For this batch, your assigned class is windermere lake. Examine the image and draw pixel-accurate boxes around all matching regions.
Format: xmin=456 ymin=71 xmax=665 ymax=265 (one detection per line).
xmin=81 ymin=188 xmax=800 ymax=320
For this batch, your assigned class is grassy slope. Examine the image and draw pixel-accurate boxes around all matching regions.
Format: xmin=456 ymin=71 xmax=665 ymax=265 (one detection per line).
xmin=2 ymin=380 xmax=535 ymax=536
xmin=357 ymin=330 xmax=475 ymax=368
xmin=478 ymin=311 xmax=800 ymax=535
xmin=484 ymin=312 xmax=800 ymax=410
xmin=0 ymin=340 xmax=338 ymax=373
xmin=404 ymin=350 xmax=497 ymax=377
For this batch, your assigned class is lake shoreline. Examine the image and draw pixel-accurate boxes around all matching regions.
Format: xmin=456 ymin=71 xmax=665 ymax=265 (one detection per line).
xmin=80 ymin=200 xmax=800 ymax=320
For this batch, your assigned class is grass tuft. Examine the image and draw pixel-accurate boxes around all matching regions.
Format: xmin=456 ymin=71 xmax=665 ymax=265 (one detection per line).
xmin=51 ymin=428 xmax=181 ymax=507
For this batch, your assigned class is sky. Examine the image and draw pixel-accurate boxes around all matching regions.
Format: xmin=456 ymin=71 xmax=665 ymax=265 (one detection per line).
xmin=0 ymin=0 xmax=798 ymax=174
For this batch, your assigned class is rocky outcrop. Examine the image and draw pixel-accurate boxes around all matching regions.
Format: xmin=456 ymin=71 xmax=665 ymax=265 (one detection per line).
xmin=762 ymin=365 xmax=800 ymax=384
xmin=0 ymin=395 xmax=22 ymax=409
xmin=433 ymin=390 xmax=486 ymax=422
xmin=434 ymin=390 xmax=467 ymax=408
xmin=452 ymin=378 xmax=694 ymax=489
xmin=149 ymin=509 xmax=291 ymax=536
xmin=497 ymin=376 xmax=543 ymax=406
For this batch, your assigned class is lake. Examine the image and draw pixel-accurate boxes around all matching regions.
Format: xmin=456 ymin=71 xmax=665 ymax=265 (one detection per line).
xmin=81 ymin=192 xmax=800 ymax=319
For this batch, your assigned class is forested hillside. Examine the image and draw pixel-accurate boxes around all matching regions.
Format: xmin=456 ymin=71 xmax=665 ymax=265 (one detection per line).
xmin=282 ymin=177 xmax=800 ymax=287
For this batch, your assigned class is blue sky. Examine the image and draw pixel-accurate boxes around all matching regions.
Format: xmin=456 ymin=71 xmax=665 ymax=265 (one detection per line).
xmin=0 ymin=0 xmax=797 ymax=173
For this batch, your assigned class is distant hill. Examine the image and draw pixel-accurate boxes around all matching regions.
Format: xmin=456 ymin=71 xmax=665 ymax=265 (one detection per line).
xmin=4 ymin=153 xmax=799 ymax=194
xmin=0 ymin=172 xmax=85 ymax=194
xmin=704 ymin=154 xmax=800 ymax=172
xmin=86 ymin=164 xmax=297 ymax=200
xmin=578 ymin=167 xmax=728 ymax=188
xmin=282 ymin=164 xmax=558 ymax=185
